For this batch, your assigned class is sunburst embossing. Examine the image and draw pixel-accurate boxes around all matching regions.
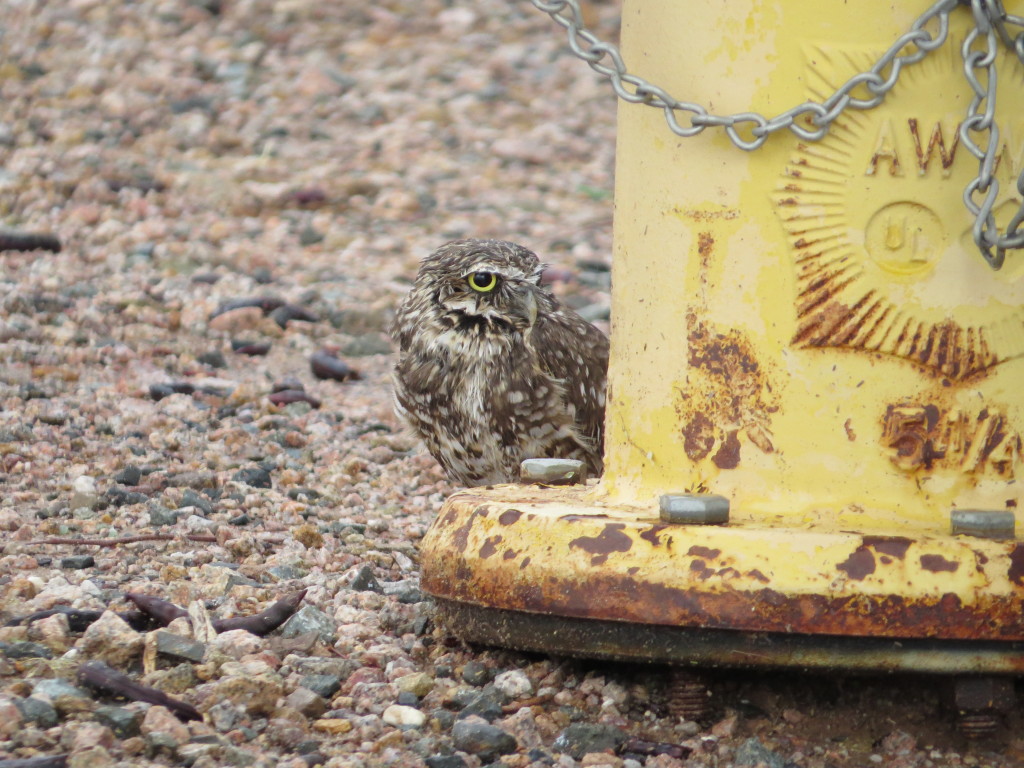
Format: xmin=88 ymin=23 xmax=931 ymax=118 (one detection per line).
xmin=774 ymin=41 xmax=1024 ymax=380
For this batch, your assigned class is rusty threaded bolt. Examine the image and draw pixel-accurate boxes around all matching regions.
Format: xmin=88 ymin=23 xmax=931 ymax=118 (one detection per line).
xmin=953 ymin=676 xmax=1013 ymax=740
xmin=958 ymin=712 xmax=1001 ymax=740
xmin=667 ymin=667 xmax=711 ymax=722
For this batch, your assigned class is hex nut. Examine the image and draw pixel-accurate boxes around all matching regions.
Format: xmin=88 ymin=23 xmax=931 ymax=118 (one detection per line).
xmin=953 ymin=676 xmax=1016 ymax=713
xmin=950 ymin=509 xmax=1015 ymax=540
xmin=520 ymin=458 xmax=587 ymax=485
xmin=659 ymin=494 xmax=730 ymax=525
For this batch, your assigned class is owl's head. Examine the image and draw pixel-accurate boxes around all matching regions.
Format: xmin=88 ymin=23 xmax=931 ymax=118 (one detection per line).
xmin=419 ymin=239 xmax=546 ymax=330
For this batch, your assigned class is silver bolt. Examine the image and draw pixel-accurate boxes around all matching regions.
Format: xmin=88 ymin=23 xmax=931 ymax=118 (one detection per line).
xmin=659 ymin=494 xmax=730 ymax=525
xmin=950 ymin=509 xmax=1015 ymax=540
xmin=520 ymin=458 xmax=587 ymax=485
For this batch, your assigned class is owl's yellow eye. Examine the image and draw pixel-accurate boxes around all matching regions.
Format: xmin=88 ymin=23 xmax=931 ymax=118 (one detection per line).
xmin=467 ymin=271 xmax=498 ymax=292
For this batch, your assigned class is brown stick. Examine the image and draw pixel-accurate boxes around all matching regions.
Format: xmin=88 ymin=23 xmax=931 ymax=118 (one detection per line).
xmin=501 ymin=692 xmax=555 ymax=713
xmin=618 ymin=737 xmax=693 ymax=759
xmin=0 ymin=230 xmax=62 ymax=253
xmin=125 ymin=593 xmax=190 ymax=626
xmin=213 ymin=589 xmax=307 ymax=635
xmin=127 ymin=590 xmax=307 ymax=637
xmin=4 ymin=607 xmax=153 ymax=632
xmin=78 ymin=661 xmax=202 ymax=722
xmin=27 ymin=534 xmax=218 ymax=547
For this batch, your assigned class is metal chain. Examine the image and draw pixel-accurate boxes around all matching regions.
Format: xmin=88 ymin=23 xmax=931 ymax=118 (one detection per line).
xmin=961 ymin=1 xmax=1024 ymax=267
xmin=530 ymin=0 xmax=1024 ymax=269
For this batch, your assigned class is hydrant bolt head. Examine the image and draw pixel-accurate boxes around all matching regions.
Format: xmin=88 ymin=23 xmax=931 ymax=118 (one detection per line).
xmin=659 ymin=494 xmax=730 ymax=525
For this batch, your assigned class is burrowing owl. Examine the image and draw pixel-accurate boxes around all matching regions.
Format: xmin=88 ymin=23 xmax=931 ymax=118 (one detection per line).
xmin=392 ymin=239 xmax=609 ymax=486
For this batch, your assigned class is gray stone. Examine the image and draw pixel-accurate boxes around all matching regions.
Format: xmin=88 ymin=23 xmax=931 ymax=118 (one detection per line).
xmin=430 ymin=709 xmax=456 ymax=731
xmin=208 ymin=700 xmax=246 ymax=733
xmin=148 ymin=504 xmax=182 ymax=526
xmin=155 ymin=630 xmax=207 ymax=663
xmin=382 ymin=578 xmax=423 ymax=604
xmin=2 ymin=641 xmax=53 ymax=658
xmin=455 ymin=686 xmax=506 ymax=722
xmin=734 ymin=737 xmax=787 ymax=768
xmin=461 ymin=661 xmax=493 ymax=687
xmin=181 ymin=489 xmax=214 ymax=515
xmin=349 ymin=564 xmax=383 ymax=593
xmin=279 ymin=605 xmax=336 ymax=643
xmin=300 ymin=674 xmax=341 ymax=699
xmin=283 ymin=686 xmax=327 ymax=719
xmin=451 ymin=718 xmax=518 ymax=762
xmin=222 ymin=745 xmax=258 ymax=766
xmin=232 ymin=466 xmax=272 ymax=488
xmin=286 ymin=656 xmax=358 ymax=680
xmin=61 ymin=554 xmax=96 ymax=570
xmin=15 ymin=695 xmax=60 ymax=727
xmin=113 ymin=465 xmax=142 ymax=485
xmin=267 ymin=564 xmax=303 ymax=581
xmin=145 ymin=730 xmax=182 ymax=753
xmin=552 ymin=723 xmax=628 ymax=759
xmin=299 ymin=224 xmax=324 ymax=246
xmin=425 ymin=757 xmax=467 ymax=768
xmin=94 ymin=704 xmax=143 ymax=737
xmin=198 ymin=350 xmax=228 ymax=369
xmin=32 ymin=678 xmax=93 ymax=714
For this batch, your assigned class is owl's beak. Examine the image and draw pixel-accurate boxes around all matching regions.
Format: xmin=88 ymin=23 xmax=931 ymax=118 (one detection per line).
xmin=510 ymin=284 xmax=539 ymax=328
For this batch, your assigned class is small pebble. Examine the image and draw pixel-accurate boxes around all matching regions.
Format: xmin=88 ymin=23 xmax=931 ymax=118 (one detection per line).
xmin=310 ymin=351 xmax=359 ymax=381
xmin=493 ymin=669 xmax=533 ymax=699
xmin=451 ymin=717 xmax=518 ymax=762
xmin=232 ymin=466 xmax=272 ymax=488
xmin=382 ymin=704 xmax=426 ymax=729
xmin=61 ymin=554 xmax=96 ymax=570
xmin=461 ymin=661 xmax=493 ymax=686
xmin=113 ymin=465 xmax=142 ymax=485
xmin=348 ymin=564 xmax=384 ymax=593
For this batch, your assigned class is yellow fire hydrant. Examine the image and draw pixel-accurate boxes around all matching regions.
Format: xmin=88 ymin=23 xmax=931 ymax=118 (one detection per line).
xmin=420 ymin=0 xmax=1024 ymax=693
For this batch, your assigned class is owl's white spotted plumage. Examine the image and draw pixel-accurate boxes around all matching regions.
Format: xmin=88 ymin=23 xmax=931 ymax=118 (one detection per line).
xmin=391 ymin=239 xmax=609 ymax=485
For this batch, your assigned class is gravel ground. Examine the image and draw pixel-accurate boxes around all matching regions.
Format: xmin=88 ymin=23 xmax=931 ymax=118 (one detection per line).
xmin=1 ymin=1 xmax=1022 ymax=767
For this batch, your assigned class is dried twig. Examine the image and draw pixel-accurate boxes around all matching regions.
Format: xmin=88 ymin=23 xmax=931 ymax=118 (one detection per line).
xmin=125 ymin=593 xmax=189 ymax=626
xmin=78 ymin=661 xmax=202 ymax=721
xmin=0 ymin=230 xmax=62 ymax=253
xmin=4 ymin=607 xmax=153 ymax=632
xmin=27 ymin=534 xmax=218 ymax=547
xmin=618 ymin=737 xmax=693 ymax=759
xmin=127 ymin=589 xmax=307 ymax=637
xmin=214 ymin=589 xmax=307 ymax=635
xmin=501 ymin=691 xmax=555 ymax=713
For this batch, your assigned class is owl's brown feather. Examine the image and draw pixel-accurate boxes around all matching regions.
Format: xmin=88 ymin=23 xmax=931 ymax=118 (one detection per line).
xmin=391 ymin=239 xmax=609 ymax=485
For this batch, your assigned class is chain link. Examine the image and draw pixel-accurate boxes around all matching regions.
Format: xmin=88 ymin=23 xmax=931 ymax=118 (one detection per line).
xmin=530 ymin=0 xmax=1024 ymax=269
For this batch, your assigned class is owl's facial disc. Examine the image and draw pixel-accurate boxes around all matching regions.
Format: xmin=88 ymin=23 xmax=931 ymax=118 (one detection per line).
xmin=437 ymin=262 xmax=538 ymax=328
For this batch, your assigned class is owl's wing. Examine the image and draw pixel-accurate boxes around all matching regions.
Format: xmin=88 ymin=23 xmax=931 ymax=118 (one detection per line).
xmin=531 ymin=306 xmax=610 ymax=450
